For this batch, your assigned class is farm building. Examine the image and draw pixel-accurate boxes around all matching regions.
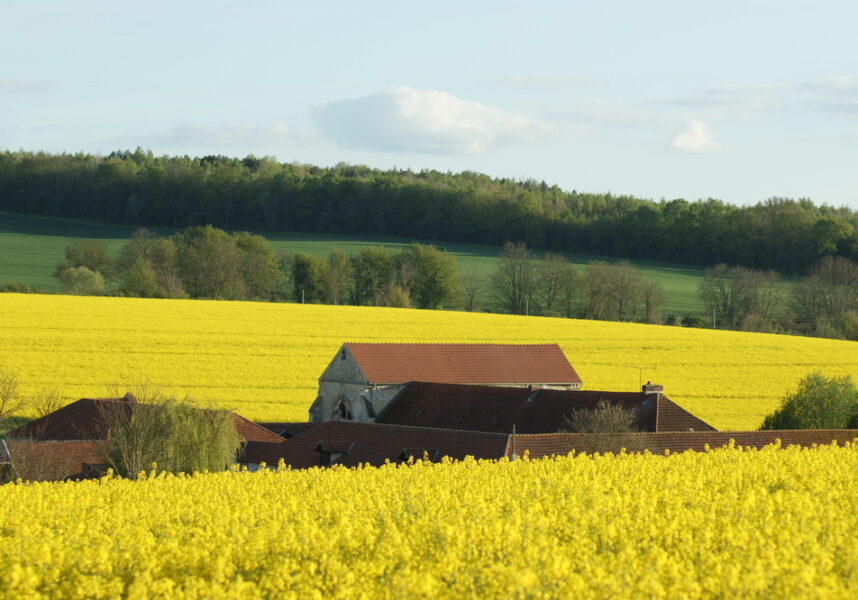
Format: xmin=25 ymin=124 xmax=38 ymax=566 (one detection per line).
xmin=309 ymin=343 xmax=582 ymax=423
xmin=244 ymin=421 xmax=858 ymax=470
xmin=2 ymin=395 xmax=286 ymax=481
xmin=374 ymin=381 xmax=715 ymax=433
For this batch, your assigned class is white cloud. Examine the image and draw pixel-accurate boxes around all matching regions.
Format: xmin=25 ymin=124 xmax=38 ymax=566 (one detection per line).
xmin=668 ymin=120 xmax=724 ymax=153
xmin=312 ymin=86 xmax=552 ymax=155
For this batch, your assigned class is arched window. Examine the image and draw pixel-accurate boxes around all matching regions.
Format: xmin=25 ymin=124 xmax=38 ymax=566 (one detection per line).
xmin=332 ymin=396 xmax=353 ymax=421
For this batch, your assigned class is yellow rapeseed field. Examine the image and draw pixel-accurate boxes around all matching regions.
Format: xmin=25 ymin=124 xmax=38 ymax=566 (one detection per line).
xmin=1 ymin=293 xmax=857 ymax=429
xmin=2 ymin=445 xmax=858 ymax=598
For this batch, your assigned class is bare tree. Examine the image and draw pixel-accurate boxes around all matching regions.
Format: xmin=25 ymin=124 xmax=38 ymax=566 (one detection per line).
xmin=459 ymin=272 xmax=485 ymax=312
xmin=31 ymin=387 xmax=63 ymax=418
xmin=743 ymin=269 xmax=784 ymax=331
xmin=583 ymin=261 xmax=644 ymax=322
xmin=611 ymin=261 xmax=644 ymax=322
xmin=563 ymin=399 xmax=643 ymax=454
xmin=323 ymin=249 xmax=353 ymax=305
xmin=535 ymin=254 xmax=577 ymax=317
xmin=0 ymin=365 xmax=26 ymax=423
xmin=489 ymin=242 xmax=536 ymax=315
xmin=642 ymin=280 xmax=667 ymax=324
xmin=584 ymin=262 xmax=615 ymax=320
xmin=698 ymin=264 xmax=749 ymax=327
xmin=792 ymin=256 xmax=858 ymax=335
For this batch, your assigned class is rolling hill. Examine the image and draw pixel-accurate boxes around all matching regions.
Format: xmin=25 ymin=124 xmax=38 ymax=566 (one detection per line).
xmin=0 ymin=211 xmax=708 ymax=314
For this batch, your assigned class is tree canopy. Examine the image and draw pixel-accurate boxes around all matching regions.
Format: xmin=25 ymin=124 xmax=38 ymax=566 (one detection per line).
xmin=1 ymin=150 xmax=856 ymax=274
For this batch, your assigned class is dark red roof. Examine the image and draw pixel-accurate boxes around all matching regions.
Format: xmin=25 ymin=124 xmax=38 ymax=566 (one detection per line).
xmin=257 ymin=422 xmax=319 ymax=438
xmin=8 ymin=398 xmax=286 ymax=449
xmin=513 ymin=429 xmax=858 ymax=458
xmin=6 ymin=398 xmax=133 ymax=440
xmin=3 ymin=440 xmax=109 ymax=481
xmin=343 ymin=343 xmax=581 ymax=385
xmin=375 ymin=382 xmax=715 ymax=433
xmin=232 ymin=415 xmax=286 ymax=444
xmin=656 ymin=397 xmax=716 ymax=432
xmin=243 ymin=421 xmax=510 ymax=469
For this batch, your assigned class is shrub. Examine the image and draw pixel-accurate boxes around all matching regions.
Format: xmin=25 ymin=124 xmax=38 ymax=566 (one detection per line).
xmin=761 ymin=372 xmax=858 ymax=430
xmin=563 ymin=399 xmax=643 ymax=454
xmin=56 ymin=266 xmax=106 ymax=295
xmin=99 ymin=394 xmax=242 ymax=478
xmin=1 ymin=282 xmax=37 ymax=294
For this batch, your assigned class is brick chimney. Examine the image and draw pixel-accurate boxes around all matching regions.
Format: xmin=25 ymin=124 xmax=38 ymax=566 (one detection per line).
xmin=642 ymin=382 xmax=663 ymax=396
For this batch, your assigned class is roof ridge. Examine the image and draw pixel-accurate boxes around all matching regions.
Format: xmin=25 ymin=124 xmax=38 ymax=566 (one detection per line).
xmin=320 ymin=420 xmax=511 ymax=438
xmin=346 ymin=342 xmax=560 ymax=345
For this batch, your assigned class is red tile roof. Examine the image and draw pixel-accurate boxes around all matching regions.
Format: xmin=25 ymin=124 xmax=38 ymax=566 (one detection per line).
xmin=257 ymin=422 xmax=320 ymax=438
xmin=3 ymin=440 xmax=109 ymax=481
xmin=513 ymin=429 xmax=858 ymax=458
xmin=375 ymin=382 xmax=715 ymax=433
xmin=8 ymin=398 xmax=285 ymax=448
xmin=243 ymin=421 xmax=510 ymax=469
xmin=656 ymin=397 xmax=716 ymax=432
xmin=6 ymin=398 xmax=133 ymax=440
xmin=343 ymin=343 xmax=581 ymax=386
xmin=232 ymin=415 xmax=287 ymax=444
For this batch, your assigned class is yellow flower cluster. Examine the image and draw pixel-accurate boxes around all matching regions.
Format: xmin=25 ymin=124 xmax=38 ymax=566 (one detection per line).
xmin=1 ymin=293 xmax=857 ymax=429
xmin=2 ymin=445 xmax=858 ymax=598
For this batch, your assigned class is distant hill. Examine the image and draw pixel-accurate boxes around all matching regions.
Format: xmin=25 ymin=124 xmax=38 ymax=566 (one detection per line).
xmin=0 ymin=211 xmax=709 ymax=314
xmin=0 ymin=150 xmax=855 ymax=275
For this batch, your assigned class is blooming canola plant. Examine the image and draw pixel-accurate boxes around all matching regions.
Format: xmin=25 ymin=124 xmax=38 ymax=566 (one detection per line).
xmin=2 ymin=294 xmax=858 ymax=430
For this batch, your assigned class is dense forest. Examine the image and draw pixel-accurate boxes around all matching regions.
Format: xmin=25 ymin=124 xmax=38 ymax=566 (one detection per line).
xmin=1 ymin=150 xmax=856 ymax=275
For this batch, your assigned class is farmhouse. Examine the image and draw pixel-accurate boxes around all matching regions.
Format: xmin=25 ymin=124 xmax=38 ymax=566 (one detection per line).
xmin=309 ymin=343 xmax=582 ymax=423
xmin=6 ymin=341 xmax=858 ymax=480
xmin=375 ymin=381 xmax=715 ymax=433
xmin=2 ymin=395 xmax=287 ymax=481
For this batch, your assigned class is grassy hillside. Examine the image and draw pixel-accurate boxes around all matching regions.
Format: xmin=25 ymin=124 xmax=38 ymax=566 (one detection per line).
xmin=2 ymin=293 xmax=857 ymax=430
xmin=1 ymin=211 xmax=707 ymax=313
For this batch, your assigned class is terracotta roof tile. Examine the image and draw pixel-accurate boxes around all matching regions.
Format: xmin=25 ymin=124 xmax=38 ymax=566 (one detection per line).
xmin=655 ymin=397 xmax=717 ymax=432
xmin=257 ymin=422 xmax=319 ymax=438
xmin=243 ymin=421 xmax=510 ymax=469
xmin=3 ymin=440 xmax=109 ymax=481
xmin=513 ymin=429 xmax=858 ymax=458
xmin=376 ymin=382 xmax=713 ymax=433
xmin=6 ymin=398 xmax=132 ymax=440
xmin=344 ymin=343 xmax=581 ymax=386
xmin=231 ymin=415 xmax=286 ymax=444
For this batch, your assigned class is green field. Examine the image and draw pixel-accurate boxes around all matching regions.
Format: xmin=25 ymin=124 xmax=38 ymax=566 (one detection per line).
xmin=0 ymin=211 xmax=707 ymax=314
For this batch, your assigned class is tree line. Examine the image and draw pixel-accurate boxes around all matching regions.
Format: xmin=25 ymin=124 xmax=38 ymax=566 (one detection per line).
xmin=697 ymin=256 xmax=858 ymax=339
xmin=32 ymin=226 xmax=670 ymax=322
xmin=1 ymin=150 xmax=857 ymax=274
xmin=8 ymin=221 xmax=858 ymax=340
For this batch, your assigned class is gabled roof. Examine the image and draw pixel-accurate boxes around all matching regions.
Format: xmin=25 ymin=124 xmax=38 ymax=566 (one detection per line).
xmin=7 ymin=397 xmax=286 ymax=447
xmin=244 ymin=421 xmax=510 ymax=469
xmin=257 ymin=422 xmax=319 ymax=439
xmin=655 ymin=397 xmax=716 ymax=432
xmin=3 ymin=440 xmax=110 ymax=481
xmin=231 ymin=415 xmax=287 ymax=444
xmin=513 ymin=429 xmax=858 ymax=457
xmin=375 ymin=382 xmax=716 ymax=433
xmin=6 ymin=397 xmax=134 ymax=440
xmin=342 ymin=343 xmax=581 ymax=386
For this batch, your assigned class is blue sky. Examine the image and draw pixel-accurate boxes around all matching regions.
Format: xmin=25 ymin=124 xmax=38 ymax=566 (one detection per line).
xmin=2 ymin=0 xmax=857 ymax=208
